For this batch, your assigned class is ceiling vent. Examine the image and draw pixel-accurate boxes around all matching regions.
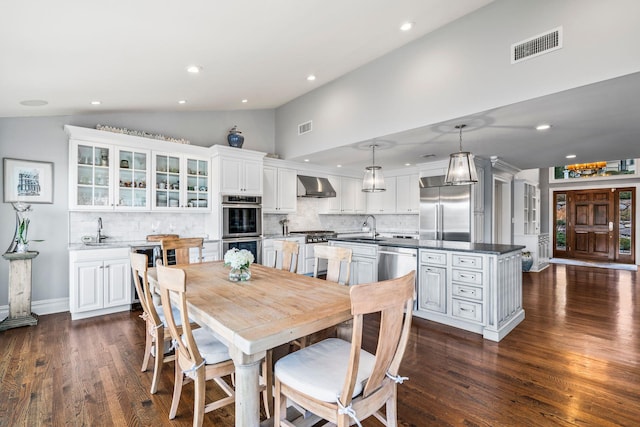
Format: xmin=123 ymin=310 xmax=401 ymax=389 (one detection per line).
xmin=298 ymin=120 xmax=313 ymax=135
xmin=511 ymin=27 xmax=562 ymax=64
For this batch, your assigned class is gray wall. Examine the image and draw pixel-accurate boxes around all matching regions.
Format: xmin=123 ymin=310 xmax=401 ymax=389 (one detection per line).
xmin=0 ymin=110 xmax=275 ymax=307
xmin=275 ymin=0 xmax=640 ymax=160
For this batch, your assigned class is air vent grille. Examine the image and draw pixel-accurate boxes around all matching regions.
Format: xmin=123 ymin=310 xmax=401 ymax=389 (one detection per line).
xmin=298 ymin=120 xmax=312 ymax=135
xmin=511 ymin=27 xmax=562 ymax=64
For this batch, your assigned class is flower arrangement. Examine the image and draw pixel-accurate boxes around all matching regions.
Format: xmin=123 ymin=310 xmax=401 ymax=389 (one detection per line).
xmin=224 ymin=248 xmax=254 ymax=281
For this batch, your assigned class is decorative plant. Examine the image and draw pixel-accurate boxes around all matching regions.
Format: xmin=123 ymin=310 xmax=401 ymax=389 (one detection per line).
xmin=224 ymin=248 xmax=255 ymax=270
xmin=17 ymin=217 xmax=30 ymax=245
xmin=522 ymin=251 xmax=532 ymax=258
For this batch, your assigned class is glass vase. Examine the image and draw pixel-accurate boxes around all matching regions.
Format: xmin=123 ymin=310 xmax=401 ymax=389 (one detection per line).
xmin=229 ymin=266 xmax=251 ymax=282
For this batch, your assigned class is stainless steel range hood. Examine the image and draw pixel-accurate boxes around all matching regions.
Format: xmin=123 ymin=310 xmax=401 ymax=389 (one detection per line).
xmin=297 ymin=175 xmax=336 ymax=198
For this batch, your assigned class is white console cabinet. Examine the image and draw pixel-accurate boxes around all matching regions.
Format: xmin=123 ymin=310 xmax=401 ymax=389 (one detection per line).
xmin=69 ymin=248 xmax=132 ymax=320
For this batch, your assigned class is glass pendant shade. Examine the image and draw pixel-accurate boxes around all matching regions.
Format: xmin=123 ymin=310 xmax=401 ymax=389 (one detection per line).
xmin=362 ymin=144 xmax=386 ymax=192
xmin=445 ymin=124 xmax=478 ymax=185
xmin=362 ymin=165 xmax=386 ymax=192
xmin=445 ymin=152 xmax=478 ymax=185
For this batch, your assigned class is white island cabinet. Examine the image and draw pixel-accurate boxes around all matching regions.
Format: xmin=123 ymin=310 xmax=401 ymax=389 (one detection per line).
xmin=330 ymin=241 xmax=377 ymax=285
xmin=69 ymin=247 xmax=132 ymax=320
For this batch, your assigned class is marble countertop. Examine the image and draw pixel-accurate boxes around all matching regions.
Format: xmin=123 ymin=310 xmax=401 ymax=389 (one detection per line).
xmin=68 ymin=239 xmax=220 ymax=251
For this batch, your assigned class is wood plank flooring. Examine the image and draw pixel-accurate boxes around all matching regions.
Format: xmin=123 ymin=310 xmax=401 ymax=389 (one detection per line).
xmin=1 ymin=264 xmax=638 ymax=426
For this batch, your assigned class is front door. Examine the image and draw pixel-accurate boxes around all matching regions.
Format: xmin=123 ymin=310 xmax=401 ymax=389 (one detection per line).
xmin=569 ymin=189 xmax=614 ymax=261
xmin=553 ymin=188 xmax=635 ymax=263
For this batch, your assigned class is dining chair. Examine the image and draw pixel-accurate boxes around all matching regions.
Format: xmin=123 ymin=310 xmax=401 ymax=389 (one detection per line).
xmin=155 ymin=264 xmax=272 ymax=425
xmin=274 ymin=271 xmax=415 ymax=427
xmin=313 ymin=245 xmax=352 ymax=285
xmin=161 ymin=237 xmax=204 ymax=265
xmin=130 ymin=252 xmax=182 ymax=394
xmin=272 ymin=240 xmax=299 ymax=273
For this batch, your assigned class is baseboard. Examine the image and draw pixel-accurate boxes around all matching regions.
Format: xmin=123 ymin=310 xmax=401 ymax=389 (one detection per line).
xmin=0 ymin=297 xmax=69 ymax=319
xmin=550 ymin=258 xmax=638 ymax=271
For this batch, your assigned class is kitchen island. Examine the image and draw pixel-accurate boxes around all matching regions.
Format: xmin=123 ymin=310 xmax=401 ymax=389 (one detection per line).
xmin=330 ymin=237 xmax=525 ymax=342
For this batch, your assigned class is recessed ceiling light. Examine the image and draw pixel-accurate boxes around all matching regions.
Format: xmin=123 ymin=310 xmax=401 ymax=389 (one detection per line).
xmin=536 ymin=124 xmax=551 ymax=131
xmin=91 ymin=101 xmax=101 ymax=105
xmin=337 ymin=164 xmax=342 ymax=168
xmin=400 ymin=22 xmax=414 ymax=32
xmin=405 ymin=163 xmax=411 ymax=166
xmin=566 ymin=154 xmax=577 ymax=159
xmin=186 ymin=65 xmax=201 ymax=74
xmin=19 ymin=99 xmax=48 ymax=107
xmin=241 ymin=99 xmax=248 ymax=103
xmin=306 ymin=75 xmax=316 ymax=81
xmin=178 ymin=100 xmax=187 ymax=104
xmin=304 ymin=159 xmax=310 ymax=162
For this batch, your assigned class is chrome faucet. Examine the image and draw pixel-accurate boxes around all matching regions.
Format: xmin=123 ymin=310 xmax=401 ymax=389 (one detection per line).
xmin=97 ymin=217 xmax=109 ymax=243
xmin=362 ymin=215 xmax=377 ymax=238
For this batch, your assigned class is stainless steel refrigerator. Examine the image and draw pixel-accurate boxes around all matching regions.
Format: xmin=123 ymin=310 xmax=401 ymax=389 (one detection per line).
xmin=419 ymin=176 xmax=471 ymax=242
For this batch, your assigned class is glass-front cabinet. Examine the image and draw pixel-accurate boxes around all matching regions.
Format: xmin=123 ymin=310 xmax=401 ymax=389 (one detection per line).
xmin=116 ymin=148 xmax=150 ymax=209
xmin=72 ymin=142 xmax=113 ymax=209
xmin=152 ymin=152 xmax=209 ymax=210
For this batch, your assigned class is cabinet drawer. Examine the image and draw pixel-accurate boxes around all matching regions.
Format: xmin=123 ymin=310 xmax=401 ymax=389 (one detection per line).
xmin=452 ymin=253 xmax=483 ymax=269
xmin=452 ymin=299 xmax=483 ymax=323
xmin=420 ymin=251 xmax=447 ymax=266
xmin=452 ymin=284 xmax=483 ymax=301
xmin=452 ymin=268 xmax=482 ymax=285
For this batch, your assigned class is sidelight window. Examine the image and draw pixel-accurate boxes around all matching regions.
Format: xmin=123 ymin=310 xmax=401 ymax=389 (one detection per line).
xmin=555 ymin=193 xmax=567 ymax=251
xmin=618 ymin=190 xmax=632 ymax=255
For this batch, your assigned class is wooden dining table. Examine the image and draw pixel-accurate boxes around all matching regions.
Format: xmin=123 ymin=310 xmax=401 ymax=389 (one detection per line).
xmin=147 ymin=261 xmax=352 ymax=427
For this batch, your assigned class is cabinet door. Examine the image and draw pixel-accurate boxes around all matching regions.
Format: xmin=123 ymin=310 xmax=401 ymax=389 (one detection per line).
xmin=396 ymin=174 xmax=419 ymax=213
xmin=220 ymin=157 xmax=243 ymax=194
xmin=74 ymin=261 xmax=104 ymax=312
xmin=104 ymin=258 xmax=131 ymax=307
xmin=419 ymin=264 xmax=447 ymax=313
xmin=115 ymin=148 xmax=150 ymax=210
xmin=352 ymin=257 xmax=377 ymax=285
xmin=366 ymin=176 xmax=396 ymax=213
xmin=262 ymin=241 xmax=276 ymax=267
xmin=341 ymin=177 xmax=356 ymax=213
xmin=243 ymin=159 xmax=263 ymax=194
xmin=353 ymin=178 xmax=366 ymax=213
xmin=153 ymin=152 xmax=182 ymax=209
xmin=185 ymin=157 xmax=210 ymax=209
xmin=70 ymin=141 xmax=114 ymax=210
xmin=277 ymin=168 xmax=298 ymax=212
xmin=262 ymin=166 xmax=278 ymax=212
xmin=324 ymin=175 xmax=342 ymax=213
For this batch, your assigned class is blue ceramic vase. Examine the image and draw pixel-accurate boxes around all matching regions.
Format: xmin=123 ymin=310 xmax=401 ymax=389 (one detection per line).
xmin=227 ymin=125 xmax=244 ymax=148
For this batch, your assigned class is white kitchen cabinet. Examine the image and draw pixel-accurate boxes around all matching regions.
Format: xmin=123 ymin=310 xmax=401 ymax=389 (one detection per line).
xmin=513 ymin=179 xmax=548 ymax=272
xmin=366 ymin=176 xmax=397 ymax=214
xmin=115 ymin=147 xmax=151 ymax=210
xmin=395 ymin=174 xmax=419 ymax=213
xmin=263 ymin=166 xmax=297 ymax=213
xmin=419 ymin=264 xmax=447 ymax=313
xmin=322 ymin=176 xmax=365 ymax=214
xmin=261 ymin=236 xmax=305 ymax=273
xmin=330 ymin=241 xmax=377 ymax=285
xmin=190 ymin=241 xmax=221 ymax=262
xmin=69 ymin=248 xmax=132 ymax=320
xmin=69 ymin=140 xmax=115 ymax=210
xmin=152 ymin=152 xmax=210 ymax=210
xmin=219 ymin=156 xmax=263 ymax=195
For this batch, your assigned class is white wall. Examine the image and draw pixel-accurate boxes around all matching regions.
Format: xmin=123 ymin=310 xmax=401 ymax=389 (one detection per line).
xmin=275 ymin=0 xmax=640 ymax=160
xmin=0 ymin=110 xmax=275 ymax=307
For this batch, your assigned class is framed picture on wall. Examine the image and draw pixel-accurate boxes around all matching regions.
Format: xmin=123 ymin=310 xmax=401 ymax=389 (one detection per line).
xmin=3 ymin=158 xmax=54 ymax=204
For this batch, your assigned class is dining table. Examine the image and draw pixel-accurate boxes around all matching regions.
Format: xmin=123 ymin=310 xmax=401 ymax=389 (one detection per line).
xmin=147 ymin=261 xmax=352 ymax=427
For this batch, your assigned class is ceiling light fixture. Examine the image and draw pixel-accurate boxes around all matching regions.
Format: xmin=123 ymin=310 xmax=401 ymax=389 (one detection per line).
xmin=566 ymin=154 xmax=576 ymax=159
xmin=178 ymin=100 xmax=187 ymax=104
xmin=444 ymin=124 xmax=478 ymax=185
xmin=19 ymin=99 xmax=48 ymax=107
xmin=400 ymin=22 xmax=414 ymax=31
xmin=307 ymin=74 xmax=316 ymax=81
xmin=186 ymin=65 xmax=201 ymax=74
xmin=536 ymin=124 xmax=551 ymax=131
xmin=91 ymin=101 xmax=101 ymax=105
xmin=362 ymin=144 xmax=386 ymax=192
xmin=241 ymin=99 xmax=248 ymax=103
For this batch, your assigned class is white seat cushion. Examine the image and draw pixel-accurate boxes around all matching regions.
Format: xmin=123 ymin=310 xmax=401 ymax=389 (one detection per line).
xmin=274 ymin=338 xmax=376 ymax=402
xmin=188 ymin=328 xmax=231 ymax=365
xmin=153 ymin=301 xmax=183 ymax=327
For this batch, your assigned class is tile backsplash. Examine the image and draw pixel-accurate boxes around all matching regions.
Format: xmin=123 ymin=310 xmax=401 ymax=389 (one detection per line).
xmin=69 ymin=212 xmax=209 ymax=244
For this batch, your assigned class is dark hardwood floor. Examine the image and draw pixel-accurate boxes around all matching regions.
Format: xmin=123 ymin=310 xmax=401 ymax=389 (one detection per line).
xmin=1 ymin=264 xmax=638 ymax=426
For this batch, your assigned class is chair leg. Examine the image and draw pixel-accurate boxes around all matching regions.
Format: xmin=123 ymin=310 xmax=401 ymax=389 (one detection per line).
xmin=262 ymin=350 xmax=273 ymax=419
xmin=150 ymin=329 xmax=164 ymax=394
xmin=385 ymin=389 xmax=398 ymax=427
xmin=193 ymin=369 xmax=206 ymax=427
xmin=169 ymin=361 xmax=183 ymax=420
xmin=273 ymin=379 xmax=286 ymax=427
xmin=141 ymin=326 xmax=153 ymax=372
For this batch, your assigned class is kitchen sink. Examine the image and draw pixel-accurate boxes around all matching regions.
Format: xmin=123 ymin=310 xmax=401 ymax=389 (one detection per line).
xmin=83 ymin=242 xmax=121 ymax=247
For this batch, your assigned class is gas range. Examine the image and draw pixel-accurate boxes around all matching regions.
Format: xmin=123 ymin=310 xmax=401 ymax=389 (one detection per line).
xmin=288 ymin=230 xmax=337 ymax=244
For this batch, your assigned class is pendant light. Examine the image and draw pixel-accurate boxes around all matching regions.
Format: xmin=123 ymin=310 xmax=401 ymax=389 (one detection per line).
xmin=362 ymin=144 xmax=386 ymax=192
xmin=445 ymin=124 xmax=478 ymax=185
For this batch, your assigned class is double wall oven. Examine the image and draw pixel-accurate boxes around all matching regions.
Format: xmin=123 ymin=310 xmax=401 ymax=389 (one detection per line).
xmin=222 ymin=195 xmax=262 ymax=264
